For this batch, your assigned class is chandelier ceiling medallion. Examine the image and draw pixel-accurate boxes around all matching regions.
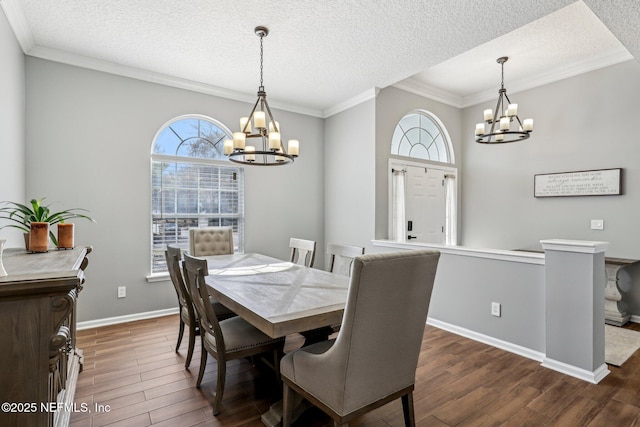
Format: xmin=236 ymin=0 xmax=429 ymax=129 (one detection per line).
xmin=475 ymin=57 xmax=534 ymax=144
xmin=224 ymin=26 xmax=299 ymax=166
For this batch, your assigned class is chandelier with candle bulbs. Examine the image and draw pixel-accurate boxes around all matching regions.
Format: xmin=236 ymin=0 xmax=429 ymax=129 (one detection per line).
xmin=224 ymin=26 xmax=299 ymax=165
xmin=475 ymin=57 xmax=533 ymax=144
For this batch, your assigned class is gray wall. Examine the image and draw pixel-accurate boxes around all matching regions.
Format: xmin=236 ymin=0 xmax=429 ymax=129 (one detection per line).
xmin=0 ymin=10 xmax=25 ymax=248
xmin=374 ymin=86 xmax=464 ymax=240
xmin=25 ymin=57 xmax=324 ymax=322
xmin=461 ymin=60 xmax=640 ymax=259
xmin=421 ymin=252 xmax=545 ymax=352
xmin=323 ymin=99 xmax=376 ymax=267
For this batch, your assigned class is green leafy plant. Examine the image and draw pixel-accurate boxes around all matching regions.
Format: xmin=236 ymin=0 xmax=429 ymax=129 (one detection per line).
xmin=0 ymin=198 xmax=95 ymax=246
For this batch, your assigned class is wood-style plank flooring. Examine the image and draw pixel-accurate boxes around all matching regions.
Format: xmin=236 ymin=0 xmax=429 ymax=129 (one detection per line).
xmin=71 ymin=315 xmax=640 ymax=426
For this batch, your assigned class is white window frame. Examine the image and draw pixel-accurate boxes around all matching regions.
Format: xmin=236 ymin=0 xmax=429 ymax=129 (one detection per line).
xmin=390 ymin=109 xmax=456 ymax=164
xmin=388 ymin=109 xmax=457 ymax=245
xmin=147 ymin=114 xmax=244 ymax=280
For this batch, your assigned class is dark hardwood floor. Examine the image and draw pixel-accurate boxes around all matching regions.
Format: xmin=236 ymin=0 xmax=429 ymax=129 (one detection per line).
xmin=70 ymin=315 xmax=640 ymax=426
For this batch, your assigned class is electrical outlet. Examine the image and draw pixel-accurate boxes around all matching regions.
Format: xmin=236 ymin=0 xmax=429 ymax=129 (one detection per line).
xmin=491 ymin=302 xmax=501 ymax=317
xmin=117 ymin=286 xmax=126 ymax=298
xmin=591 ymin=219 xmax=604 ymax=230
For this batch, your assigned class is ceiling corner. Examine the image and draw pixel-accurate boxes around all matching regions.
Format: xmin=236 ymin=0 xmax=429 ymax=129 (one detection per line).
xmin=1 ymin=0 xmax=35 ymax=53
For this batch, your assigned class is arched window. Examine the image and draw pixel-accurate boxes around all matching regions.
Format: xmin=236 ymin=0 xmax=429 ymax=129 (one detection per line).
xmin=150 ymin=115 xmax=244 ymax=273
xmin=390 ymin=110 xmax=454 ymax=164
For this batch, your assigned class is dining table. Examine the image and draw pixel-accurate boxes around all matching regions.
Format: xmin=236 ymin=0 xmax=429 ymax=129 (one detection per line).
xmin=202 ymin=252 xmax=351 ymax=426
xmin=203 ymin=252 xmax=350 ymax=339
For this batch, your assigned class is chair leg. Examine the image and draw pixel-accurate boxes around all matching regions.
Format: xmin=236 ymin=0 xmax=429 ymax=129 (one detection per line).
xmin=185 ymin=319 xmax=197 ymax=368
xmin=282 ymin=383 xmax=294 ymax=427
xmin=401 ymin=391 xmax=416 ymax=427
xmin=176 ymin=318 xmax=185 ymax=352
xmin=196 ymin=340 xmax=207 ymax=388
xmin=213 ymin=356 xmax=226 ymax=416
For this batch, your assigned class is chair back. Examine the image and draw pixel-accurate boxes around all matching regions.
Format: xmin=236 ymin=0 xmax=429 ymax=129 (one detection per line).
xmin=289 ymin=238 xmax=316 ymax=268
xmin=327 ymin=243 xmax=364 ymax=276
xmin=189 ymin=227 xmax=234 ymax=256
xmin=182 ymin=254 xmax=225 ymax=351
xmin=165 ymin=246 xmax=191 ymax=310
xmin=332 ymin=250 xmax=440 ymax=413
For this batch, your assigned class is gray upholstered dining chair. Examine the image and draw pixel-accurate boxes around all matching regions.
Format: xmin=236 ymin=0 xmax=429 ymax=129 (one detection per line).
xmin=281 ymin=250 xmax=440 ymax=427
xmin=182 ymin=254 xmax=285 ymax=416
xmin=326 ymin=243 xmax=365 ymax=276
xmin=189 ymin=227 xmax=234 ymax=256
xmin=165 ymin=246 xmax=236 ymax=369
xmin=289 ymin=237 xmax=316 ymax=268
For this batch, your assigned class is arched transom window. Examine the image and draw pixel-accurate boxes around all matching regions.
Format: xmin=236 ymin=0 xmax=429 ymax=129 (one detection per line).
xmin=153 ymin=116 xmax=228 ymax=159
xmin=390 ymin=110 xmax=454 ymax=164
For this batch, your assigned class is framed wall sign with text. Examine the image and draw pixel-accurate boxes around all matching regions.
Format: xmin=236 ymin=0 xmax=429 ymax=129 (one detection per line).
xmin=534 ymin=168 xmax=622 ymax=198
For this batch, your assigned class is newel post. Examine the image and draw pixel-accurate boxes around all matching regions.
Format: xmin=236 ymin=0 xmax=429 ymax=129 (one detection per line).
xmin=540 ymin=239 xmax=610 ymax=384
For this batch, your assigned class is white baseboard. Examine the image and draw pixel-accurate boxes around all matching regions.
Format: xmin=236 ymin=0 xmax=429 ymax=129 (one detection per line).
xmin=629 ymin=315 xmax=640 ymax=324
xmin=426 ymin=317 xmax=545 ymax=362
xmin=541 ymin=358 xmax=610 ymax=384
xmin=77 ymin=307 xmax=179 ymax=330
xmin=427 ymin=317 xmax=612 ymax=384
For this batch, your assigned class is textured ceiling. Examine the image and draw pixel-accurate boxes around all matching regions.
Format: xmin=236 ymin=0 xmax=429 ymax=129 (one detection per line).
xmin=396 ymin=1 xmax=633 ymax=107
xmin=2 ymin=0 xmax=639 ymax=116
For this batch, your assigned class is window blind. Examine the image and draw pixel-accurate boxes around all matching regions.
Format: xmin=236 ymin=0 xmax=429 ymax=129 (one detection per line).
xmin=151 ymin=160 xmax=244 ymax=273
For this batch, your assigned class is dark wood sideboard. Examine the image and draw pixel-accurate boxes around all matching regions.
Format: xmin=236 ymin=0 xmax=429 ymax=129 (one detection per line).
xmin=0 ymin=246 xmax=91 ymax=427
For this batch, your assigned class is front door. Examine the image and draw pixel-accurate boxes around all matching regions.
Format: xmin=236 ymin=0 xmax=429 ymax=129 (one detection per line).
xmin=405 ymin=166 xmax=445 ymax=244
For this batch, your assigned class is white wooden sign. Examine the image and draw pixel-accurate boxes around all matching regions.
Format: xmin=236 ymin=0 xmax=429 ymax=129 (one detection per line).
xmin=534 ymin=168 xmax=622 ymax=197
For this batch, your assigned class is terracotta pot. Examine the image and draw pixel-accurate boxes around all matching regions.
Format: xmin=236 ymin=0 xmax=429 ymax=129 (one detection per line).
xmin=29 ymin=222 xmax=50 ymax=252
xmin=57 ymin=223 xmax=74 ymax=249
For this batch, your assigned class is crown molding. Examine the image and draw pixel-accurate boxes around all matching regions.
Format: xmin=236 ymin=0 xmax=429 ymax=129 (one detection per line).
xmin=392 ymin=79 xmax=464 ymax=108
xmin=22 ymin=43 xmax=325 ymax=118
xmin=392 ymin=47 xmax=633 ymax=109
xmin=0 ymin=0 xmax=35 ymax=52
xmin=322 ymin=87 xmax=380 ymax=118
xmin=462 ymin=47 xmax=633 ymax=107
xmin=5 ymin=0 xmax=632 ymax=119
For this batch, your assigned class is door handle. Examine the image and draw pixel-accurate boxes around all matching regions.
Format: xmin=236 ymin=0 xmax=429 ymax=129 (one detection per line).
xmin=407 ymin=235 xmax=417 ymax=240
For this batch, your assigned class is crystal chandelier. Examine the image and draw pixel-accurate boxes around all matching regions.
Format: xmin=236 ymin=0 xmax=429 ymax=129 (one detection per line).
xmin=225 ymin=26 xmax=299 ymax=165
xmin=475 ymin=57 xmax=534 ymax=144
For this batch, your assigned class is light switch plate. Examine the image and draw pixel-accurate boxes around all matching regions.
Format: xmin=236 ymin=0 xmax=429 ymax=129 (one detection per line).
xmin=591 ymin=219 xmax=604 ymax=230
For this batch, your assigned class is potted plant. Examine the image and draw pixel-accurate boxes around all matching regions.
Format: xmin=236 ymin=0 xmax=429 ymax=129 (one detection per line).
xmin=0 ymin=198 xmax=95 ymax=250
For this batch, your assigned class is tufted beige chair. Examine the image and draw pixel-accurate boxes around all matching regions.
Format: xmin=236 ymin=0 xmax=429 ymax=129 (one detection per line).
xmin=182 ymin=254 xmax=285 ymax=416
xmin=281 ymin=250 xmax=441 ymax=427
xmin=165 ymin=246 xmax=236 ymax=369
xmin=189 ymin=227 xmax=234 ymax=256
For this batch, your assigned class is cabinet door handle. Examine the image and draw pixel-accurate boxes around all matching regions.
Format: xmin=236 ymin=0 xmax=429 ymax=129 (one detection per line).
xmin=407 ymin=235 xmax=417 ymax=240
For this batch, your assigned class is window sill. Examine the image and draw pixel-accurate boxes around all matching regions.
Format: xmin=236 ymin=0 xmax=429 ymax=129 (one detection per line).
xmin=146 ymin=272 xmax=170 ymax=283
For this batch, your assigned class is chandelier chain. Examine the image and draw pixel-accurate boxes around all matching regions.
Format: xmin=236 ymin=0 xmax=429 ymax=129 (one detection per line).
xmin=259 ymin=33 xmax=264 ymax=88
